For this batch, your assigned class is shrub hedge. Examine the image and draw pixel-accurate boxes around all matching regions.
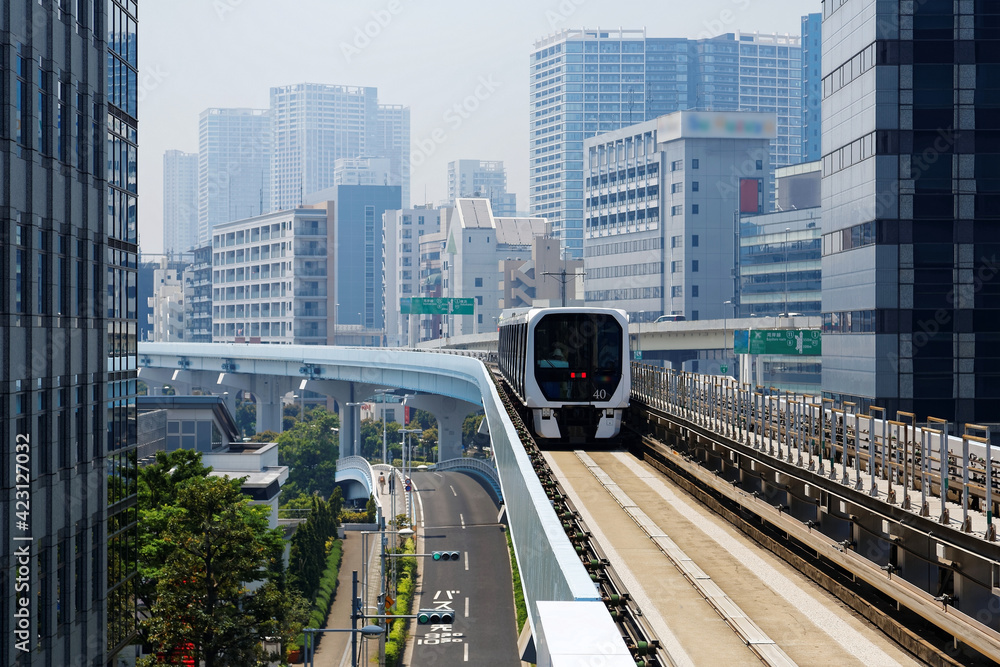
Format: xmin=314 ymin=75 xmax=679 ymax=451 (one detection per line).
xmin=294 ymin=539 xmax=343 ymax=650
xmin=383 ymin=538 xmax=416 ymax=667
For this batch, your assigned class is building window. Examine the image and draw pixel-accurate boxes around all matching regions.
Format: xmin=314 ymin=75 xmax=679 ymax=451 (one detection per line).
xmin=692 ymin=235 xmax=699 ymax=247
xmin=756 ymin=159 xmax=763 ymax=170
xmin=692 ymin=159 xmax=699 ymax=169
xmin=692 ymin=204 xmax=699 ymax=214
xmin=671 ymin=235 xmax=682 ymax=249
xmin=671 ymin=182 xmax=682 ymax=194
xmin=692 ymin=181 xmax=699 ymax=192
xmin=691 ymin=310 xmax=699 ymax=320
xmin=475 ymin=295 xmax=483 ymax=305
xmin=671 ymin=205 xmax=682 ymax=216
xmin=671 ymin=159 xmax=683 ymax=171
xmin=671 ymin=285 xmax=682 ymax=297
xmin=474 ymin=277 xmax=483 ymax=287
xmin=692 ymin=285 xmax=699 ymax=297
xmin=692 ymin=260 xmax=699 ymax=272
xmin=671 ymin=261 xmax=682 ymax=273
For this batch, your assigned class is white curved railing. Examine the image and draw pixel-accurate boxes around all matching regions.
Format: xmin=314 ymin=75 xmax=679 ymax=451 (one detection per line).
xmin=435 ymin=457 xmax=503 ymax=500
xmin=337 ymin=455 xmax=378 ymax=513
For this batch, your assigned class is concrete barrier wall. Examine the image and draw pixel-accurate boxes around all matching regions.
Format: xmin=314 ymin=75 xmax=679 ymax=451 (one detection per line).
xmin=138 ymin=342 xmax=598 ymax=639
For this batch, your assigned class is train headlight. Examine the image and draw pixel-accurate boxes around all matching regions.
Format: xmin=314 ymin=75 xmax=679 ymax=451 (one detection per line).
xmin=542 ymin=408 xmax=554 ymax=419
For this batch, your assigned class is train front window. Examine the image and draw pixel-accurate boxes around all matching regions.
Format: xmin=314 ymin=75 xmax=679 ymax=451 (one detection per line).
xmin=534 ymin=313 xmax=622 ymax=401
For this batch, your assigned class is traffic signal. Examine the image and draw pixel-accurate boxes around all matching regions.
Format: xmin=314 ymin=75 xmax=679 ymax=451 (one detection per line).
xmin=417 ymin=608 xmax=455 ymax=624
xmin=432 ymin=551 xmax=460 ymax=561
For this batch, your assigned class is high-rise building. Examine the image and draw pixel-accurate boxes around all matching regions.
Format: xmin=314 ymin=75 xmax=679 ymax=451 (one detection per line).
xmin=583 ymin=111 xmax=775 ymax=322
xmin=376 ymin=104 xmax=411 ymax=207
xmin=530 ymin=27 xmax=811 ymax=258
xmin=212 ymin=206 xmax=337 ymax=345
xmin=448 ymin=160 xmax=517 ymax=217
xmin=163 ymin=150 xmax=199 ymax=255
xmin=269 ymin=84 xmax=409 ymax=211
xmin=198 ymin=108 xmax=272 ymax=245
xmin=304 ymin=185 xmax=403 ymax=333
xmin=738 ymin=162 xmax=822 ymax=318
xmin=2 ymin=2 xmax=138 ymax=665
xmin=801 ymin=13 xmax=823 ymax=163
xmin=440 ymin=199 xmax=547 ymax=336
xmin=820 ymin=1 xmax=995 ymax=426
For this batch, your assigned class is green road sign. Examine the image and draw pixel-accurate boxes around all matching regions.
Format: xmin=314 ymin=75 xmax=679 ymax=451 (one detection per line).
xmin=720 ymin=365 xmax=728 ymax=373
xmin=634 ymin=350 xmax=643 ymax=360
xmin=401 ymin=297 xmax=475 ymax=315
xmin=734 ymin=329 xmax=821 ymax=356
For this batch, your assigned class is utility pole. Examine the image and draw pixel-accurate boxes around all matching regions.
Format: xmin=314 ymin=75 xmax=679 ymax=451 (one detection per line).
xmin=541 ymin=268 xmax=586 ymax=307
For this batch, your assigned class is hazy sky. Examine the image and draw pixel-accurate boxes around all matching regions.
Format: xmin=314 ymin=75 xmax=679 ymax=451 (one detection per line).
xmin=139 ymin=0 xmax=820 ymax=254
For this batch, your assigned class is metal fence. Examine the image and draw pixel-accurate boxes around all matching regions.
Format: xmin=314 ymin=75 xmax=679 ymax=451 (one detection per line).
xmin=632 ymin=363 xmax=999 ymax=540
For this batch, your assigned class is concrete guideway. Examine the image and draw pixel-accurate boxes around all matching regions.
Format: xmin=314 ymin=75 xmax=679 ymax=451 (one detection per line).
xmin=137 ymin=342 xmax=629 ymax=660
xmin=631 ymin=364 xmax=1000 ymax=661
xmin=545 ymin=450 xmax=922 ymax=667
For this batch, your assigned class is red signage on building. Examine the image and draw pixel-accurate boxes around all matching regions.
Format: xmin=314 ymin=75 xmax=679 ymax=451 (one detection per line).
xmin=740 ymin=178 xmax=760 ymax=213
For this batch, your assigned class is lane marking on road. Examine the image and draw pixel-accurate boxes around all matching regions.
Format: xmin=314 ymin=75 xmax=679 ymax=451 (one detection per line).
xmin=545 ymin=456 xmax=696 ymax=667
xmin=460 ymin=513 xmax=466 ymax=529
xmin=450 ymin=485 xmax=457 ymax=496
xmin=612 ymin=451 xmax=903 ymax=667
xmin=464 ymin=643 xmax=469 ymax=661
xmin=464 ymin=550 xmax=469 ymax=571
xmin=465 ymin=596 xmax=469 ymax=618
xmin=414 ymin=480 xmax=426 ymax=528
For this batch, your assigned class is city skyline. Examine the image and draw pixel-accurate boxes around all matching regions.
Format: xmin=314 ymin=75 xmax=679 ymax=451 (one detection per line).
xmin=139 ymin=0 xmax=817 ymax=254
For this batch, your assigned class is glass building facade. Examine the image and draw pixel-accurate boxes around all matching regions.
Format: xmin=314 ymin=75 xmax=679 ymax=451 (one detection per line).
xmin=821 ymin=0 xmax=1000 ymax=425
xmin=2 ymin=1 xmax=137 ymax=665
xmin=801 ymin=13 xmax=824 ymax=163
xmin=531 ymin=27 xmax=810 ymax=259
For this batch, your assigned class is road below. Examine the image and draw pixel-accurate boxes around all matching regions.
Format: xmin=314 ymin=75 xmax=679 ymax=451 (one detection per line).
xmin=407 ymin=469 xmax=521 ymax=666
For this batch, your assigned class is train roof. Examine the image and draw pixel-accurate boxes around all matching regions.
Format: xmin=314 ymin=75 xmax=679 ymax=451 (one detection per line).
xmin=498 ymin=306 xmax=628 ymax=326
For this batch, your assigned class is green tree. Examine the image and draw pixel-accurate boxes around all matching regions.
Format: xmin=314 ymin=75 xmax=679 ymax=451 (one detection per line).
xmin=137 ymin=449 xmax=214 ymax=646
xmin=462 ymin=413 xmax=486 ymax=449
xmin=234 ymin=397 xmax=257 ymax=437
xmin=288 ymin=490 xmax=342 ymax=598
xmin=277 ymin=408 xmax=340 ymax=500
xmin=141 ymin=475 xmax=308 ymax=667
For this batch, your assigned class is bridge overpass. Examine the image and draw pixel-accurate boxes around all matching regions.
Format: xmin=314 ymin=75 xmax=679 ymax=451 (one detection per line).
xmin=137 ymin=342 xmax=635 ymax=664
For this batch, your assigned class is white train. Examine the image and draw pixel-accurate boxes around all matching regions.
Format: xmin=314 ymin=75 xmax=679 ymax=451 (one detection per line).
xmin=497 ymin=307 xmax=630 ymax=444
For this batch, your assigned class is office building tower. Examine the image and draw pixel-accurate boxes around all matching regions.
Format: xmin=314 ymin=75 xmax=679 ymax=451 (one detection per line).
xmin=198 ymin=108 xmax=272 ymax=245
xmin=440 ymin=199 xmax=546 ymax=336
xmin=531 ymin=27 xmax=810 ymax=258
xmin=584 ymin=111 xmax=775 ymax=322
xmin=163 ymin=150 xmax=199 ymax=255
xmin=384 ymin=206 xmax=443 ymax=346
xmin=304 ymin=185 xmax=403 ymax=333
xmin=2 ymin=2 xmax=138 ymax=665
xmin=212 ymin=206 xmax=336 ymax=344
xmin=269 ymin=84 xmax=409 ymax=211
xmin=820 ymin=0 xmax=995 ymax=425
xmin=801 ymin=13 xmax=823 ymax=162
xmin=738 ymin=162 xmax=822 ymax=318
xmin=448 ymin=160 xmax=517 ymax=217
xmin=376 ymin=104 xmax=411 ymax=207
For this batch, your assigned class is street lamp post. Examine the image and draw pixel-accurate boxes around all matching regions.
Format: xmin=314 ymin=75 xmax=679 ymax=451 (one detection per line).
xmin=303 ymin=571 xmax=384 ymax=667
xmin=292 ymin=394 xmax=304 ymax=423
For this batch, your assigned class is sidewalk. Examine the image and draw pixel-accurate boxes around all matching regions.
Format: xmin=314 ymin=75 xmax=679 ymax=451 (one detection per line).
xmin=307 ymin=465 xmax=407 ymax=667
xmin=306 ymin=532 xmax=366 ymax=667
